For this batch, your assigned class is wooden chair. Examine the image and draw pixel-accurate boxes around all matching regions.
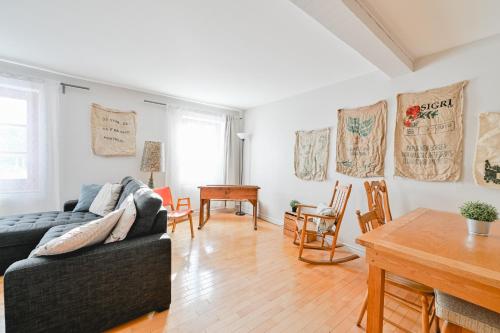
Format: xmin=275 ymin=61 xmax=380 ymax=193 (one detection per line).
xmin=154 ymin=187 xmax=194 ymax=238
xmin=364 ymin=180 xmax=392 ymax=223
xmin=435 ymin=290 xmax=498 ymax=333
xmin=293 ymin=181 xmax=359 ymax=265
xmin=355 ymin=210 xmax=437 ymax=333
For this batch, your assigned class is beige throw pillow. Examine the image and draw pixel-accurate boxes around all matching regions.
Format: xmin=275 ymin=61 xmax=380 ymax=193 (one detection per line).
xmin=105 ymin=194 xmax=137 ymax=243
xmin=89 ymin=182 xmax=123 ymax=216
xmin=31 ymin=208 xmax=125 ymax=257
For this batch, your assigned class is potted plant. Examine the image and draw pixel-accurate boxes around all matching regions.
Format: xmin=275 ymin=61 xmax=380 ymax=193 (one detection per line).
xmin=460 ymin=201 xmax=498 ymax=236
xmin=290 ymin=200 xmax=300 ymax=213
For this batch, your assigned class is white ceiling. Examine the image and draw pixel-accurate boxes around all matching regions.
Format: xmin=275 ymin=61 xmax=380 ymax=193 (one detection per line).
xmin=0 ymin=0 xmax=376 ymax=109
xmin=362 ymin=0 xmax=500 ymax=59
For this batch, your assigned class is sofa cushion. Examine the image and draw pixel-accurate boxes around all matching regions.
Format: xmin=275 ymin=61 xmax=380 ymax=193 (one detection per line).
xmin=73 ymin=184 xmax=103 ymax=212
xmin=89 ymin=183 xmax=123 ymax=216
xmin=105 ymin=194 xmax=137 ymax=243
xmin=114 ymin=177 xmax=163 ymax=238
xmin=0 ymin=211 xmax=100 ymax=248
xmin=31 ymin=209 xmax=124 ymax=257
xmin=116 ymin=176 xmax=141 ymax=207
xmin=127 ymin=187 xmax=163 ymax=238
xmin=30 ymin=222 xmax=87 ymax=255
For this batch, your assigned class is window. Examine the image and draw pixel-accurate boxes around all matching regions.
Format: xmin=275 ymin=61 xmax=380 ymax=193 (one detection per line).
xmin=0 ymin=85 xmax=39 ymax=193
xmin=177 ymin=113 xmax=225 ymax=187
xmin=165 ymin=107 xmax=227 ymax=208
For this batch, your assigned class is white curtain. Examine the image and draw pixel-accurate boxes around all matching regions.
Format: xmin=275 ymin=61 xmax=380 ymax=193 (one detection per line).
xmin=224 ymin=114 xmax=241 ymax=185
xmin=0 ymin=73 xmax=60 ymax=215
xmin=165 ymin=105 xmax=229 ymax=209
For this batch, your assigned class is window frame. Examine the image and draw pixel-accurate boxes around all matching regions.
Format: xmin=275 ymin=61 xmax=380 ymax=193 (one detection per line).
xmin=0 ymin=86 xmax=40 ymax=193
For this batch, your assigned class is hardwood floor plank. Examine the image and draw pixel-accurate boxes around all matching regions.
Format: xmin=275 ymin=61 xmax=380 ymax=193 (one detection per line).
xmin=0 ymin=212 xmax=420 ymax=332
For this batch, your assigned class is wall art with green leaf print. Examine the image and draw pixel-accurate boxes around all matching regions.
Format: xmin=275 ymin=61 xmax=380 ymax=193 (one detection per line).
xmin=336 ymin=100 xmax=387 ymax=178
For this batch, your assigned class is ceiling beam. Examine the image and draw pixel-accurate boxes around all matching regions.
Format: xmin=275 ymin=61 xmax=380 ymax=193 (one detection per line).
xmin=290 ymin=0 xmax=414 ymax=77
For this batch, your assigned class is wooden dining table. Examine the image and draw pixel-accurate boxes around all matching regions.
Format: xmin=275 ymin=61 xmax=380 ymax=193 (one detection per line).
xmin=356 ymin=208 xmax=500 ymax=333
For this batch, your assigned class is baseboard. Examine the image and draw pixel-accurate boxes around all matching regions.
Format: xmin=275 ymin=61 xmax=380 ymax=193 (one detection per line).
xmin=241 ymin=207 xmax=282 ymax=225
xmin=340 ymin=242 xmax=365 ymax=257
xmin=243 ymin=208 xmax=365 ymax=257
xmin=192 ymin=206 xmax=235 ymax=216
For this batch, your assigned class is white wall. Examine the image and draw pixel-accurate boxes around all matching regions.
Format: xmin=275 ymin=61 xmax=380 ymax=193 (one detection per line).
xmin=244 ymin=36 xmax=500 ymax=253
xmin=0 ymin=61 xmax=238 ymax=213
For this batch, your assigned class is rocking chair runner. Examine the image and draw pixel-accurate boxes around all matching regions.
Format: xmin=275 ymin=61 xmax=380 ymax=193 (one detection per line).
xmin=293 ymin=181 xmax=359 ymax=265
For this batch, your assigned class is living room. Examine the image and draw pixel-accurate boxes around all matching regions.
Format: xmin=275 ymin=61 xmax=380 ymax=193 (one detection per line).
xmin=1 ymin=1 xmax=499 ymax=333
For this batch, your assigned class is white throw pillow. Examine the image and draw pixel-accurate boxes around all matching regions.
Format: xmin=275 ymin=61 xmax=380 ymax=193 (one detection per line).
xmin=104 ymin=194 xmax=137 ymax=244
xmin=31 ymin=208 xmax=125 ymax=257
xmin=314 ymin=203 xmax=337 ymax=233
xmin=89 ymin=182 xmax=123 ymax=216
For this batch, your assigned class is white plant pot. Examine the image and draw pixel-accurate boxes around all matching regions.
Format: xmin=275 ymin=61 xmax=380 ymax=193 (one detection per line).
xmin=466 ymin=218 xmax=493 ymax=236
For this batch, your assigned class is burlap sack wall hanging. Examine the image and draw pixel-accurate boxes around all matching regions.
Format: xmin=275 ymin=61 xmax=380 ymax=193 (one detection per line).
xmin=394 ymin=81 xmax=467 ymax=181
xmin=294 ymin=128 xmax=330 ymax=181
xmin=473 ymin=112 xmax=500 ymax=189
xmin=91 ymin=103 xmax=137 ymax=156
xmin=336 ymin=100 xmax=387 ymax=178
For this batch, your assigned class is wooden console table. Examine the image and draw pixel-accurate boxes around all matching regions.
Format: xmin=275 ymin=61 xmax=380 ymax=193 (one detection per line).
xmin=198 ymin=185 xmax=260 ymax=230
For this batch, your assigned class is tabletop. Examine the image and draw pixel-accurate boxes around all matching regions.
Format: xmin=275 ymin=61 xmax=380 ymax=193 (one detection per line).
xmin=356 ymin=208 xmax=500 ymax=288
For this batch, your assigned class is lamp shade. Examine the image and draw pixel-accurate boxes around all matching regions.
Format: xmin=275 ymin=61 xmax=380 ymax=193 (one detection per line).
xmin=140 ymin=141 xmax=164 ymax=172
xmin=237 ymin=132 xmax=250 ymax=140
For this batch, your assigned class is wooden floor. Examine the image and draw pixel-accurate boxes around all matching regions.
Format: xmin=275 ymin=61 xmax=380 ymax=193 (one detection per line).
xmin=0 ymin=212 xmax=428 ymax=333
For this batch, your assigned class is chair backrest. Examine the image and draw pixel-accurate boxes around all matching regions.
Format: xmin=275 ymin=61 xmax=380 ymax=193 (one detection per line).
xmin=329 ymin=181 xmax=352 ymax=231
xmin=153 ymin=187 xmax=175 ymax=211
xmin=356 ymin=210 xmax=383 ymax=234
xmin=364 ymin=180 xmax=392 ymax=223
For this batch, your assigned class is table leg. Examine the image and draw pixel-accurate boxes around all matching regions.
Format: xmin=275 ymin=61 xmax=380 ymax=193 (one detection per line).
xmin=207 ymin=200 xmax=211 ymax=219
xmin=198 ymin=199 xmax=204 ymax=229
xmin=367 ymin=264 xmax=385 ymax=333
xmin=249 ymin=199 xmax=257 ymax=230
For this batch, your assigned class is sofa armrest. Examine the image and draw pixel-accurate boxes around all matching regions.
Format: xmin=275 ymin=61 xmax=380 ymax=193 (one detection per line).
xmin=4 ymin=233 xmax=171 ymax=333
xmin=63 ymin=199 xmax=79 ymax=212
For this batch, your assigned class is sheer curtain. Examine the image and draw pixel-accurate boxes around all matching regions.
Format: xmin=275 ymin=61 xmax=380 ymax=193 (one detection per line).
xmin=0 ymin=73 xmax=60 ymax=215
xmin=165 ymin=105 xmax=229 ymax=209
xmin=224 ymin=114 xmax=241 ymax=185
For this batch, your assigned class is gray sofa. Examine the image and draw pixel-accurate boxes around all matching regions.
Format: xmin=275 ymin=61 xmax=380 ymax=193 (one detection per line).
xmin=1 ymin=176 xmax=171 ymax=333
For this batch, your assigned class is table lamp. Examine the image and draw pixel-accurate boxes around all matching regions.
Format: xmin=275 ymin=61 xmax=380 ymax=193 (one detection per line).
xmin=140 ymin=141 xmax=164 ymax=188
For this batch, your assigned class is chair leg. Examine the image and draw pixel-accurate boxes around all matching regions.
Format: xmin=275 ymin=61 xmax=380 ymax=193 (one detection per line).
xmin=420 ymin=295 xmax=430 ymax=333
xmin=188 ymin=214 xmax=194 ymax=238
xmin=329 ymin=235 xmax=338 ymax=261
xmin=298 ymin=228 xmax=307 ymax=259
xmin=436 ymin=316 xmax=440 ymax=333
xmin=171 ymin=219 xmax=177 ymax=233
xmin=356 ymin=290 xmax=368 ymax=326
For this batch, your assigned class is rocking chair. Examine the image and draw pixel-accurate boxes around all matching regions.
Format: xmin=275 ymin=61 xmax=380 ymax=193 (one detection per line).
xmin=293 ymin=181 xmax=359 ymax=265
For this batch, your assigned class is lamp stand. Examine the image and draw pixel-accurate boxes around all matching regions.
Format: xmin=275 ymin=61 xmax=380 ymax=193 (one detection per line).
xmin=236 ymin=138 xmax=245 ymax=216
xmin=148 ymin=172 xmax=154 ymax=188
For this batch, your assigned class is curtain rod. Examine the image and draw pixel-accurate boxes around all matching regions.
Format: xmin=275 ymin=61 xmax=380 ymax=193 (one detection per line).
xmin=144 ymin=99 xmax=167 ymax=106
xmin=60 ymin=82 xmax=90 ymax=94
xmin=143 ymin=99 xmax=243 ymax=119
